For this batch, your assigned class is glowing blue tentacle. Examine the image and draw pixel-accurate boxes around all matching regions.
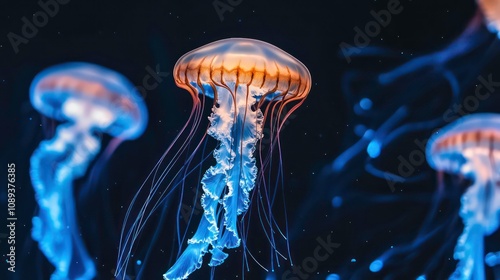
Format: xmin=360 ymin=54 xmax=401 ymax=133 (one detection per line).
xmin=165 ymin=85 xmax=263 ymax=279
xmin=30 ymin=123 xmax=98 ymax=280
xmin=213 ymin=87 xmax=263 ymax=265
xmin=449 ymin=223 xmax=484 ymax=280
xmin=164 ymin=87 xmax=235 ymax=280
xmin=451 ymin=181 xmax=487 ymax=280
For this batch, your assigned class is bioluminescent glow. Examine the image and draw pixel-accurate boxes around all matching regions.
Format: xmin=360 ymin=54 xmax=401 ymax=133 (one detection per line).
xmin=265 ymin=274 xmax=277 ymax=280
xmin=366 ymin=140 xmax=381 ymax=159
xmin=326 ymin=273 xmax=340 ymax=280
xmin=30 ymin=62 xmax=147 ymax=280
xmin=331 ymin=196 xmax=343 ymax=208
xmin=426 ymin=113 xmax=500 ymax=280
xmin=369 ymin=259 xmax=383 ymax=272
xmin=359 ymin=98 xmax=372 ymax=110
xmin=485 ymin=251 xmax=500 ymax=267
xmin=116 ymin=38 xmax=311 ymax=280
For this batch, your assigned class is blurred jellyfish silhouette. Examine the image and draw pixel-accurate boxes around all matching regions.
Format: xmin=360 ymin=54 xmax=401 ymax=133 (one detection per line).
xmin=298 ymin=0 xmax=500 ymax=230
xmin=333 ymin=2 xmax=500 ymax=183
xmin=292 ymin=1 xmax=500 ymax=279
xmin=426 ymin=113 xmax=500 ymax=280
xmin=115 ymin=38 xmax=311 ymax=280
xmin=30 ymin=62 xmax=148 ymax=280
xmin=364 ymin=113 xmax=500 ymax=280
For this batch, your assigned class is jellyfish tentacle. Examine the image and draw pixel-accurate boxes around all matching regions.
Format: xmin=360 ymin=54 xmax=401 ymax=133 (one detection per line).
xmin=451 ymin=150 xmax=499 ymax=280
xmin=164 ymin=87 xmax=235 ymax=280
xmin=214 ymin=85 xmax=263 ymax=263
xmin=158 ymin=38 xmax=309 ymax=279
xmin=452 ymin=149 xmax=500 ymax=280
xmin=450 ymin=223 xmax=484 ymax=280
xmin=165 ymin=85 xmax=263 ymax=279
xmin=30 ymin=123 xmax=99 ymax=280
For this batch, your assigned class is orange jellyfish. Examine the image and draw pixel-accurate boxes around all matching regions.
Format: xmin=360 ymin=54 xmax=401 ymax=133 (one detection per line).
xmin=116 ymin=38 xmax=311 ymax=280
xmin=426 ymin=113 xmax=500 ymax=280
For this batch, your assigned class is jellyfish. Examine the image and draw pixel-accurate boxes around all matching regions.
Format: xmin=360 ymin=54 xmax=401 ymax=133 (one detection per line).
xmin=300 ymin=1 xmax=496 ymax=194
xmin=291 ymin=2 xmax=500 ymax=279
xmin=115 ymin=38 xmax=311 ymax=280
xmin=30 ymin=62 xmax=148 ymax=280
xmin=332 ymin=2 xmax=499 ymax=181
xmin=294 ymin=4 xmax=499 ymax=241
xmin=356 ymin=114 xmax=500 ymax=279
xmin=426 ymin=113 xmax=500 ymax=280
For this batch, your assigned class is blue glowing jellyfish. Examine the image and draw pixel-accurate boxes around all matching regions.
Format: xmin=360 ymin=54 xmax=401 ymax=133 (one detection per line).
xmin=30 ymin=62 xmax=148 ymax=280
xmin=115 ymin=38 xmax=311 ymax=280
xmin=426 ymin=113 xmax=500 ymax=280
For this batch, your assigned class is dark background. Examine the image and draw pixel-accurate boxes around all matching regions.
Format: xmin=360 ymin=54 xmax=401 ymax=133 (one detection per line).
xmin=1 ymin=0 xmax=499 ymax=279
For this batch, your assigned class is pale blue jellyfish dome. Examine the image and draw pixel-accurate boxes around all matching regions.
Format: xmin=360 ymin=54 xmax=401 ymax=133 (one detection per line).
xmin=426 ymin=113 xmax=500 ymax=176
xmin=30 ymin=62 xmax=148 ymax=139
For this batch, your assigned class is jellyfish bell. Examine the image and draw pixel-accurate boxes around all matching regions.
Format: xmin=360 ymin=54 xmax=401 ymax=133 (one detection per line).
xmin=426 ymin=113 xmax=500 ymax=234
xmin=30 ymin=62 xmax=147 ymax=140
xmin=426 ymin=113 xmax=500 ymax=279
xmin=29 ymin=62 xmax=148 ymax=280
xmin=477 ymin=0 xmax=500 ymax=35
xmin=174 ymin=37 xmax=311 ymax=104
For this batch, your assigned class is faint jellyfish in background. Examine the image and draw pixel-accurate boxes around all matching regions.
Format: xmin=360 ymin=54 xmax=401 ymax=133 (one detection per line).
xmin=426 ymin=113 xmax=500 ymax=280
xmin=367 ymin=113 xmax=500 ymax=279
xmin=115 ymin=38 xmax=311 ymax=280
xmin=30 ymin=62 xmax=148 ymax=280
xmin=294 ymin=2 xmax=500 ymax=279
xmin=298 ymin=0 xmax=500 ymax=231
xmin=332 ymin=0 xmax=500 ymax=182
xmin=369 ymin=116 xmax=500 ymax=280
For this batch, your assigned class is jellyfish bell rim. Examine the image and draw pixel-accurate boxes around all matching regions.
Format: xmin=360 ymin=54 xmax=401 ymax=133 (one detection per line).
xmin=30 ymin=62 xmax=148 ymax=140
xmin=477 ymin=0 xmax=500 ymax=36
xmin=426 ymin=113 xmax=500 ymax=175
xmin=173 ymin=37 xmax=312 ymax=102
